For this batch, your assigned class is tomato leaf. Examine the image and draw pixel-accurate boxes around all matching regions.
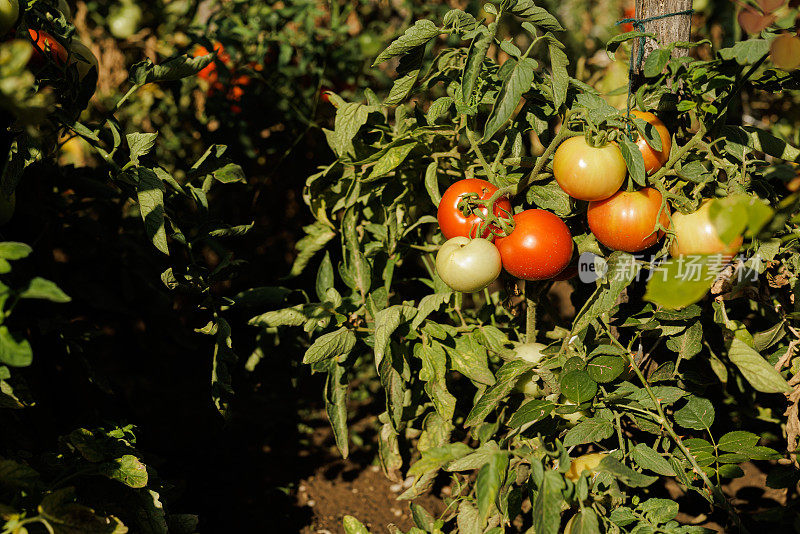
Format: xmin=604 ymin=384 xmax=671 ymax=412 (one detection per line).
xmin=563 ymin=416 xmax=614 ymax=447
xmin=728 ymin=338 xmax=791 ymax=393
xmin=598 ymin=456 xmax=658 ymax=488
xmin=373 ymin=20 xmax=440 ymax=66
xmin=618 ymin=136 xmax=647 ymax=186
xmin=560 ymin=369 xmax=598 ymax=404
xmin=631 ymin=444 xmax=676 ymax=476
xmin=644 ymin=256 xmax=718 ymax=310
xmin=465 ymin=359 xmax=533 ymax=427
xmin=482 ymin=57 xmax=537 ymax=142
xmin=674 ymin=396 xmax=715 ymax=431
xmin=532 ymin=470 xmax=565 ymax=534
xmin=507 ymin=399 xmax=555 ymax=428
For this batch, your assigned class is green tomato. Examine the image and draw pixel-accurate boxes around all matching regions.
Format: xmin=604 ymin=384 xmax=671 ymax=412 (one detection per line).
xmin=512 ymin=343 xmax=547 ymax=397
xmin=108 ymin=1 xmax=142 ymax=39
xmin=436 ymin=237 xmax=501 ymax=293
xmin=0 ymin=0 xmax=19 ymax=36
xmin=0 ymin=191 xmax=16 ymax=226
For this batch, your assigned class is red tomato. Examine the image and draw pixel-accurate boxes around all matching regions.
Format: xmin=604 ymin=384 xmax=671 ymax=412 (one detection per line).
xmin=669 ymin=200 xmax=743 ymax=258
xmin=630 ymin=110 xmax=671 ymax=174
xmin=437 ymin=179 xmax=513 ymax=239
xmin=193 ymin=43 xmax=230 ymax=84
xmin=495 ymin=209 xmax=573 ymax=280
xmin=587 ymin=188 xmax=670 ymax=252
xmin=621 ymin=5 xmax=635 ymax=32
xmin=28 ymin=29 xmax=69 ymax=67
xmin=553 ymin=136 xmax=627 ymax=201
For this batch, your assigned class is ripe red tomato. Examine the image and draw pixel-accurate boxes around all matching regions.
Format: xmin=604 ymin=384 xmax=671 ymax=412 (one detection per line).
xmin=193 ymin=43 xmax=230 ymax=84
xmin=28 ymin=29 xmax=69 ymax=67
xmin=495 ymin=209 xmax=573 ymax=280
xmin=669 ymin=200 xmax=743 ymax=258
xmin=621 ymin=4 xmax=635 ymax=32
xmin=587 ymin=187 xmax=670 ymax=252
xmin=437 ymin=179 xmax=513 ymax=239
xmin=553 ymin=136 xmax=627 ymax=201
xmin=631 ymin=110 xmax=671 ymax=174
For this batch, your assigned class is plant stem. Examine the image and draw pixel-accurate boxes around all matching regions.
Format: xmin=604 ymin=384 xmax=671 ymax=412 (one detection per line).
xmin=525 ymin=281 xmax=539 ymax=343
xmin=465 ymin=126 xmax=496 ymax=181
xmin=650 ymin=124 xmax=707 ymax=183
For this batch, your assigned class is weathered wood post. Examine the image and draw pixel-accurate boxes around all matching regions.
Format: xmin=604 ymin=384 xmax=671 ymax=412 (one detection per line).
xmin=631 ymin=0 xmax=693 ymax=90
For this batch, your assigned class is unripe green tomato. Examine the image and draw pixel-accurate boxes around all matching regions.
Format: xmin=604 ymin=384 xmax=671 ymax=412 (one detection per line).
xmin=0 ymin=0 xmax=19 ymax=36
xmin=108 ymin=1 xmax=142 ymax=39
xmin=0 ymin=191 xmax=16 ymax=225
xmin=435 ymin=237 xmax=502 ymax=293
xmin=558 ymin=399 xmax=586 ymax=427
xmin=512 ymin=343 xmax=547 ymax=396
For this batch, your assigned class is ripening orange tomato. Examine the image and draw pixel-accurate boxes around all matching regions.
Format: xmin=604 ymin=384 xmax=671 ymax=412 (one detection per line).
xmin=630 ymin=110 xmax=671 ymax=174
xmin=553 ymin=136 xmax=627 ymax=201
xmin=194 ymin=43 xmax=231 ymax=84
xmin=587 ymin=188 xmax=670 ymax=252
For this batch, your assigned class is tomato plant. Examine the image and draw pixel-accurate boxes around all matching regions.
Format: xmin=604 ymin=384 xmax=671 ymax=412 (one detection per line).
xmin=553 ymin=135 xmax=627 ymax=201
xmin=435 ymin=237 xmax=502 ymax=292
xmin=495 ymin=209 xmax=573 ymax=280
xmin=587 ymin=187 xmax=670 ymax=252
xmin=437 ymin=178 xmax=512 ymax=239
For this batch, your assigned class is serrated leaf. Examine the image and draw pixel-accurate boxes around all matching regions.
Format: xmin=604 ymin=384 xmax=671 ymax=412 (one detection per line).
xmin=532 ymin=470 xmax=565 ymax=534
xmin=507 ymin=399 xmax=555 ymax=428
xmin=465 ymin=359 xmax=533 ymax=427
xmin=100 ymin=455 xmax=148 ymax=488
xmin=546 ymin=34 xmax=569 ymax=110
xmin=304 ymin=327 xmax=357 ymax=364
xmin=483 ymin=57 xmax=537 ymax=141
xmin=0 ymin=327 xmax=31 ymax=367
xmin=374 ymin=306 xmax=417 ymax=370
xmin=508 ymin=0 xmax=564 ymax=30
xmin=411 ymin=292 xmax=452 ymax=330
xmin=674 ymin=396 xmax=715 ymax=431
xmin=424 ymin=161 xmax=442 ymax=206
xmin=597 ymin=456 xmax=658 ymax=488
xmin=477 ymin=453 xmax=508 ymax=524
xmin=137 ymin=167 xmax=169 ymax=255
xmin=619 ymin=137 xmax=646 ymax=186
xmin=665 ymin=321 xmax=702 ymax=359
xmin=19 ymin=277 xmax=71 ymax=303
xmin=586 ymin=355 xmax=625 ymax=383
xmin=631 ymin=444 xmax=676 ymax=476
xmin=560 ymin=369 xmax=598 ymax=403
xmin=718 ymin=430 xmax=760 ymax=452
xmin=462 ymin=26 xmax=494 ymax=104
xmin=325 ymin=361 xmax=349 ymax=459
xmin=728 ymin=338 xmax=791 ymax=393
xmin=373 ymin=20 xmax=440 ymax=65
xmin=563 ymin=417 xmax=614 ymax=447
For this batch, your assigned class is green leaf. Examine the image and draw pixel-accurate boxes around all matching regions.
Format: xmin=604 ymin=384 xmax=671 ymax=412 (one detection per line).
xmin=563 ymin=416 xmax=614 ymax=447
xmin=137 ymin=167 xmax=169 ymax=255
xmin=373 ymin=20 xmax=440 ymax=65
xmin=0 ymin=327 xmax=32 ymax=367
xmin=211 ymin=319 xmax=237 ymax=418
xmin=532 ymin=470 xmax=565 ymax=534
xmin=383 ymin=47 xmax=425 ymax=107
xmin=568 ymin=508 xmax=600 ymax=534
xmin=644 ymin=255 xmax=718 ymax=309
xmin=126 ymin=132 xmax=157 ymax=164
xmin=411 ymin=292 xmax=452 ymax=330
xmin=129 ymin=53 xmax=215 ymax=85
xmin=728 ymin=338 xmax=791 ymax=393
xmin=343 ymin=515 xmax=371 ymax=534
xmin=720 ymin=125 xmax=800 ymax=163
xmin=586 ymin=355 xmax=625 ymax=383
xmin=526 ymin=181 xmax=572 ymax=217
xmin=643 ymin=48 xmax=670 ymax=77
xmin=597 ymin=456 xmax=658 ymax=488
xmin=0 ymin=457 xmax=40 ymax=489
xmin=674 ymin=396 xmax=715 ymax=431
xmin=19 ymin=277 xmax=71 ymax=303
xmin=507 ymin=399 xmax=555 ymax=428
xmin=665 ymin=321 xmax=702 ymax=359
xmin=325 ymin=362 xmax=350 ymax=459
xmin=290 ymin=222 xmax=337 ymax=277
xmin=546 ymin=34 xmax=569 ymax=110
xmin=424 ymin=161 xmax=442 ymax=206
xmin=0 ymin=242 xmax=31 ymax=260
xmin=373 ymin=305 xmax=417 ymax=370
xmin=426 ymin=96 xmax=454 ymax=123
xmin=483 ymin=58 xmax=537 ymax=141
xmin=366 ymin=141 xmax=417 ymax=180
xmin=465 ymin=359 xmax=532 ymax=427
xmin=411 ymin=503 xmax=436 ymax=531
xmin=718 ymin=431 xmax=760 ymax=452
xmin=718 ymin=39 xmax=769 ymax=65
xmin=618 ymin=136 xmax=647 ymax=186
xmin=407 ymin=443 xmax=472 ymax=477
xmin=639 ymin=498 xmax=679 ymax=523
xmin=462 ymin=25 xmax=494 ymax=104
xmin=631 ymin=444 xmax=676 ymax=476
xmin=100 ymin=455 xmax=148 ymax=488
xmin=304 ymin=327 xmax=357 ymax=365
xmin=507 ymin=0 xmax=564 ymax=31
xmin=560 ymin=369 xmax=598 ymax=404
xmin=316 ymin=252 xmax=334 ymax=302
xmin=477 ymin=453 xmax=508 ymax=525
xmin=457 ymin=501 xmax=482 ymax=534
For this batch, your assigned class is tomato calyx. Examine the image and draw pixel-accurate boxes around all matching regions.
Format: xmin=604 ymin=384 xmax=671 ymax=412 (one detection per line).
xmin=455 ymin=185 xmax=515 ymax=239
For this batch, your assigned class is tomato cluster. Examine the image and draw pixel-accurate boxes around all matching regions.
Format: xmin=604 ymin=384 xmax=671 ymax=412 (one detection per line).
xmin=435 ymin=179 xmax=573 ymax=292
xmin=193 ymin=43 xmax=263 ymax=114
xmin=434 ymin=111 xmax=743 ymax=293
